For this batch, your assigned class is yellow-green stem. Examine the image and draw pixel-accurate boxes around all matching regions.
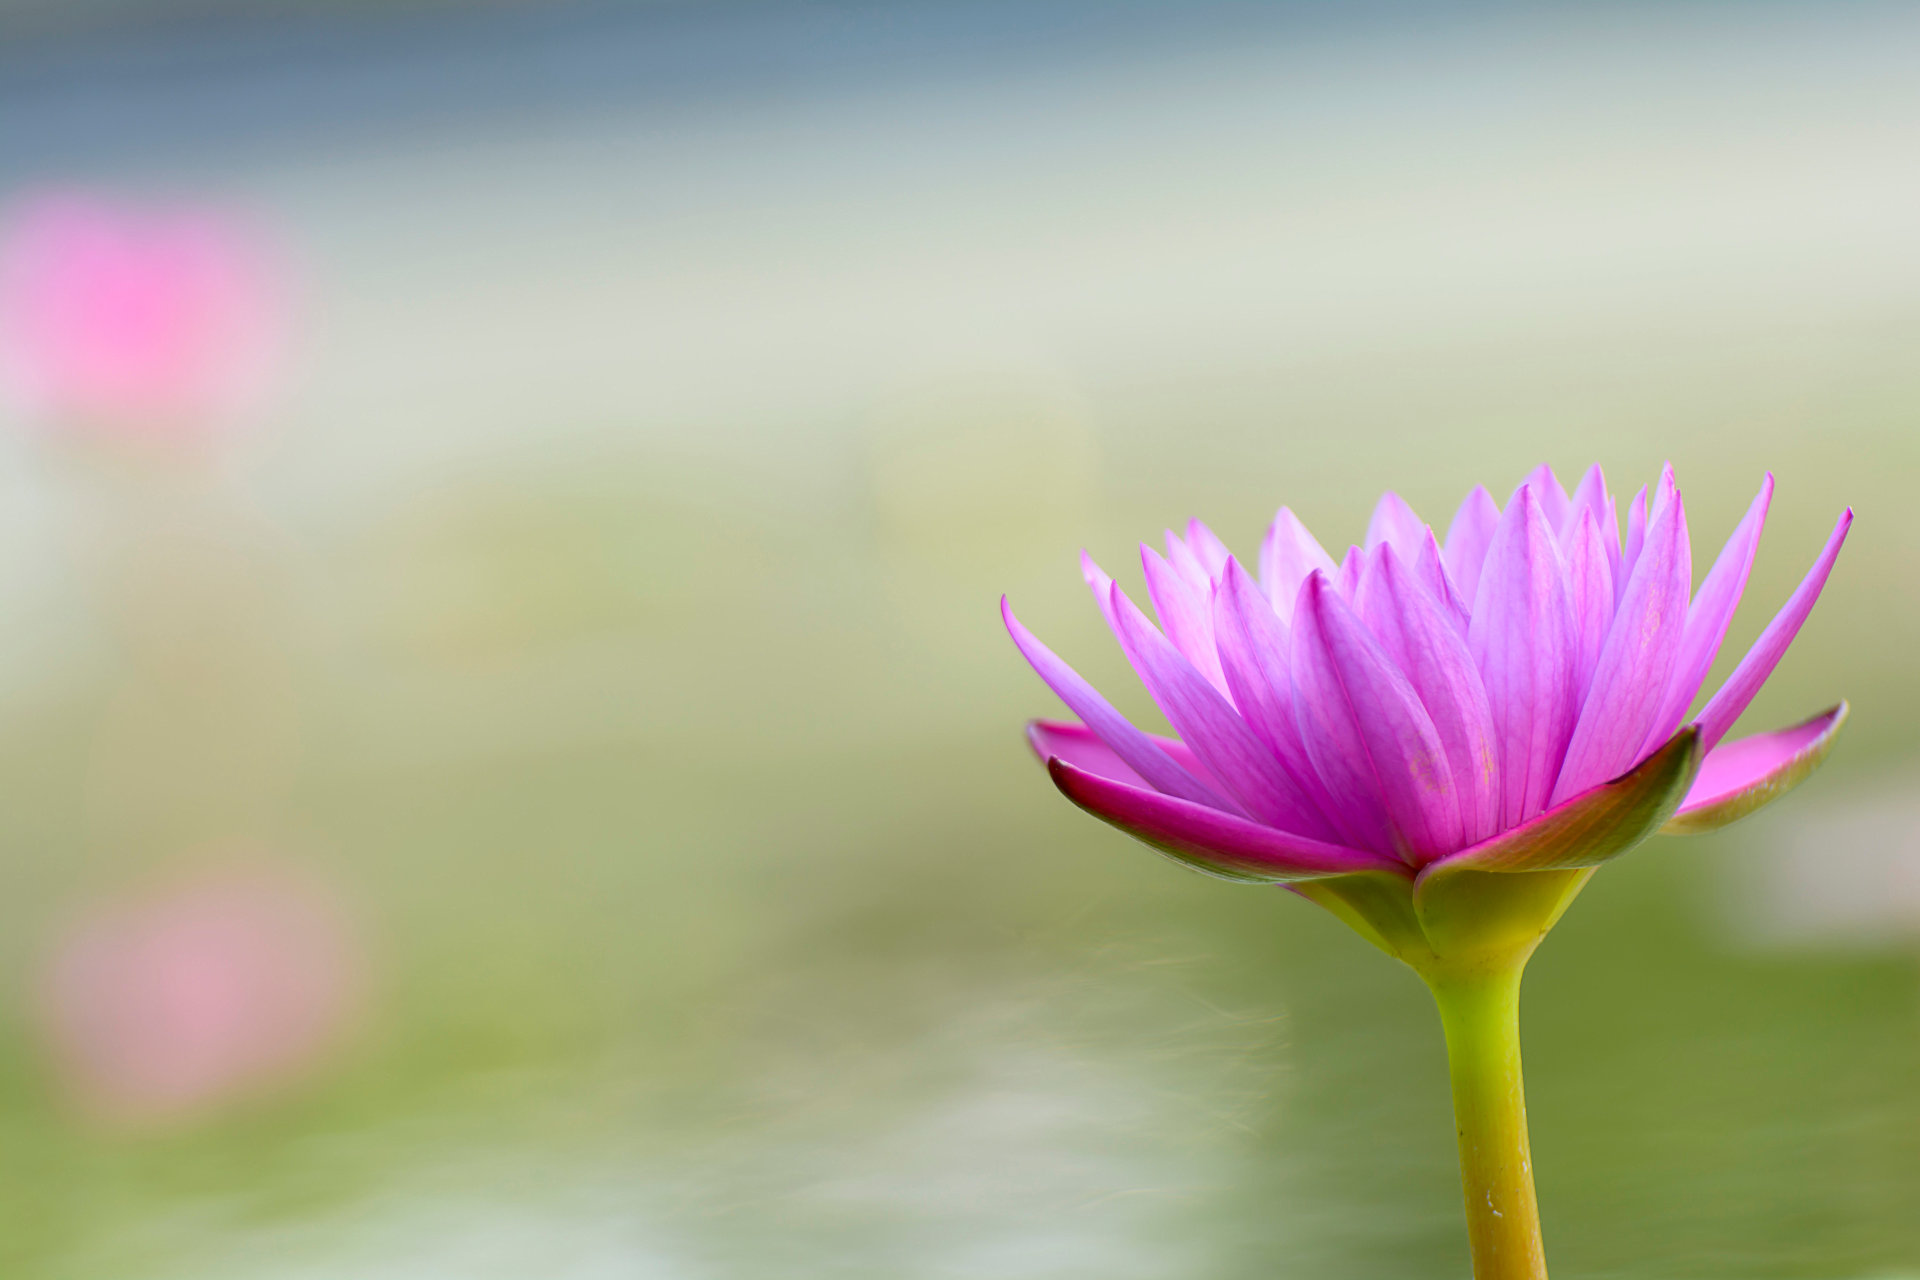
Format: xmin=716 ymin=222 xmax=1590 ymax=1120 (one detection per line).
xmin=1426 ymin=962 xmax=1548 ymax=1280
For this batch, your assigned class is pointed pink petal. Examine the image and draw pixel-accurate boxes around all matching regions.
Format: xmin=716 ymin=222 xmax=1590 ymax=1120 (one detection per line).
xmin=1334 ymin=544 xmax=1366 ymax=599
xmin=1210 ymin=560 xmax=1351 ymax=845
xmin=1521 ymin=463 xmax=1572 ymax=535
xmin=1163 ymin=529 xmax=1214 ymax=597
xmin=1563 ymin=508 xmax=1615 ymax=699
xmin=1416 ymin=726 xmax=1700 ymax=877
xmin=1468 ymin=486 xmax=1578 ymax=828
xmin=1553 ymin=488 xmax=1691 ymax=803
xmin=1365 ymin=491 xmax=1428 ymax=559
xmin=1296 ymin=573 xmax=1463 ymax=860
xmin=1046 ymin=757 xmax=1403 ymax=883
xmin=1142 ymin=545 xmax=1227 ymax=693
xmin=1259 ymin=507 xmax=1337 ymax=620
xmin=1358 ymin=545 xmax=1501 ymax=844
xmin=1664 ymin=703 xmax=1848 ymax=834
xmin=1080 ymin=550 xmax=1120 ymax=629
xmin=1645 ymin=474 xmax=1774 ymax=751
xmin=1185 ymin=518 xmax=1232 ymax=579
xmin=1565 ymin=464 xmax=1613 ymax=548
xmin=1026 ymin=719 xmax=1146 ymax=785
xmin=1411 ymin=530 xmax=1471 ymax=634
xmin=1693 ymin=509 xmax=1853 ymax=753
xmin=1109 ymin=581 xmax=1333 ymax=836
xmin=1026 ymin=719 xmax=1214 ymax=790
xmin=1620 ymin=485 xmax=1649 ymax=587
xmin=1443 ymin=485 xmax=1501 ymax=605
xmin=1002 ymin=596 xmax=1232 ymax=811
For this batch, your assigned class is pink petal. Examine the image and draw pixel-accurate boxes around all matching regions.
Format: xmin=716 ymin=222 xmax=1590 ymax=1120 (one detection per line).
xmin=1645 ymin=474 xmax=1774 ymax=751
xmin=1210 ymin=560 xmax=1351 ymax=845
xmin=1620 ymin=485 xmax=1649 ymax=587
xmin=1692 ymin=508 xmax=1853 ymax=753
xmin=1664 ymin=703 xmax=1848 ymax=834
xmin=1142 ymin=545 xmax=1227 ymax=693
xmin=1334 ymin=544 xmax=1366 ymax=600
xmin=1443 ymin=485 xmax=1501 ymax=605
xmin=1046 ymin=757 xmax=1403 ymax=883
xmin=1365 ymin=491 xmax=1428 ymax=559
xmin=1357 ymin=545 xmax=1501 ymax=844
xmin=1563 ymin=508 xmax=1615 ymax=700
xmin=1521 ymin=463 xmax=1572 ymax=535
xmin=1026 ymin=719 xmax=1216 ymax=791
xmin=1565 ymin=464 xmax=1613 ymax=547
xmin=1552 ymin=487 xmax=1691 ymax=803
xmin=1185 ymin=519 xmax=1232 ymax=580
xmin=1293 ymin=573 xmax=1457 ymax=860
xmin=1468 ymin=486 xmax=1578 ymax=829
xmin=1163 ymin=529 xmax=1214 ymax=597
xmin=1416 ymin=725 xmax=1700 ymax=877
xmin=1259 ymin=507 xmax=1337 ymax=620
xmin=1001 ymin=595 xmax=1232 ymax=811
xmin=1109 ymin=581 xmax=1333 ymax=836
xmin=1411 ymin=530 xmax=1471 ymax=635
xmin=1080 ymin=550 xmax=1121 ymax=630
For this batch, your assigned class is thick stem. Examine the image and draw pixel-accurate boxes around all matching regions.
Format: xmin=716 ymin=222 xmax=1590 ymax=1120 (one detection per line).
xmin=1426 ymin=963 xmax=1548 ymax=1280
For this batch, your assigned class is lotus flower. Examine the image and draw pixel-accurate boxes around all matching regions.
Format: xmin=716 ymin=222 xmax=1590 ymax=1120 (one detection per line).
xmin=1002 ymin=464 xmax=1850 ymax=1280
xmin=0 ymin=192 xmax=286 ymax=439
xmin=38 ymin=866 xmax=363 ymax=1127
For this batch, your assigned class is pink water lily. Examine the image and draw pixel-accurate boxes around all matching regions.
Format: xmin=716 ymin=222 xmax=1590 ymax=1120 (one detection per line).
xmin=1005 ymin=464 xmax=1848 ymax=886
xmin=0 ymin=192 xmax=286 ymax=438
xmin=1003 ymin=463 xmax=1851 ymax=1280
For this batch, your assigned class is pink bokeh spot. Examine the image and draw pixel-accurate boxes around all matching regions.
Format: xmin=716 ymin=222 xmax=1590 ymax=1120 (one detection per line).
xmin=0 ymin=192 xmax=288 ymax=437
xmin=39 ymin=866 xmax=363 ymax=1125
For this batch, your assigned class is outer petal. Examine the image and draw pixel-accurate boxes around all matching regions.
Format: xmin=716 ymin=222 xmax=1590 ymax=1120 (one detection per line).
xmin=1552 ymin=485 xmax=1691 ymax=803
xmin=1004 ymin=596 xmax=1236 ymax=813
xmin=1286 ymin=577 xmax=1400 ymax=856
xmin=1334 ymin=544 xmax=1366 ymax=600
xmin=1259 ymin=507 xmax=1337 ymax=620
xmin=1565 ymin=464 xmax=1614 ymax=553
xmin=1142 ymin=545 xmax=1227 ymax=693
xmin=1365 ymin=491 xmax=1428 ymax=559
xmin=1163 ymin=529 xmax=1215 ymax=598
xmin=1521 ymin=463 xmax=1572 ymax=537
xmin=1444 ymin=485 xmax=1501 ymax=605
xmin=1025 ymin=719 xmax=1211 ymax=790
xmin=1563 ymin=508 xmax=1614 ymax=699
xmin=1693 ymin=509 xmax=1853 ymax=753
xmin=1645 ymin=474 xmax=1773 ymax=750
xmin=1411 ymin=530 xmax=1471 ymax=635
xmin=1081 ymin=551 xmax=1121 ymax=629
xmin=1295 ymin=572 xmax=1463 ymax=860
xmin=1357 ymin=545 xmax=1501 ymax=844
xmin=1469 ymin=486 xmax=1578 ymax=828
xmin=1045 ymin=757 xmax=1402 ymax=883
xmin=1109 ymin=582 xmax=1336 ymax=837
xmin=1620 ymin=485 xmax=1648 ymax=588
xmin=1185 ymin=519 xmax=1232 ymax=580
xmin=1210 ymin=560 xmax=1351 ymax=841
xmin=1417 ymin=726 xmax=1701 ymax=878
xmin=1663 ymin=703 xmax=1847 ymax=834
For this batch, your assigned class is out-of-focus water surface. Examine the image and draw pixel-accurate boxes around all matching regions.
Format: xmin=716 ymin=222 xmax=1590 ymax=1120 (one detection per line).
xmin=0 ymin=3 xmax=1917 ymax=1276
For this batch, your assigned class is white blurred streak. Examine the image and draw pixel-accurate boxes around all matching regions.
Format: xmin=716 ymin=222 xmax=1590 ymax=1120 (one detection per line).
xmin=1721 ymin=772 xmax=1920 ymax=949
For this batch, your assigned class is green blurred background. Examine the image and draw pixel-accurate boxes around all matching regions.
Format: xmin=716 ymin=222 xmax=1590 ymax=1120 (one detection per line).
xmin=0 ymin=2 xmax=1915 ymax=1276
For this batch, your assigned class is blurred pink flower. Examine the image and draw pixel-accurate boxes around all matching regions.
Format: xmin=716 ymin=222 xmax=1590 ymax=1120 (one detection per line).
xmin=0 ymin=192 xmax=287 ymax=437
xmin=38 ymin=865 xmax=363 ymax=1125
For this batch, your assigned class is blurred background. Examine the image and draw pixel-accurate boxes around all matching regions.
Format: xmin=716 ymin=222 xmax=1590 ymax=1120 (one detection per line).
xmin=0 ymin=2 xmax=1915 ymax=1276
